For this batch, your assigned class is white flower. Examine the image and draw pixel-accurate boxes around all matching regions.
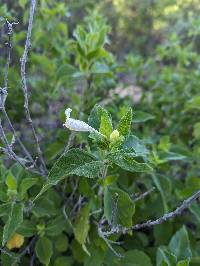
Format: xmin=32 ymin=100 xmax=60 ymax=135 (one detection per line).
xmin=63 ymin=108 xmax=99 ymax=134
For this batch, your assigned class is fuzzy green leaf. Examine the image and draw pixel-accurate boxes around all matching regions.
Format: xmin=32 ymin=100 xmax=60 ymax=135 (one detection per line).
xmin=117 ymin=107 xmax=133 ymax=136
xmin=35 ymin=149 xmax=103 ymax=200
xmin=48 ymin=149 xmax=102 ymax=185
xmin=88 ymin=104 xmax=109 ymax=130
xmin=2 ymin=203 xmax=24 ymax=245
xmin=122 ymin=135 xmax=149 ymax=156
xmin=70 ymin=161 xmax=104 ymax=178
xmin=99 ymin=111 xmax=113 ymax=138
xmin=109 ymin=152 xmax=153 ymax=173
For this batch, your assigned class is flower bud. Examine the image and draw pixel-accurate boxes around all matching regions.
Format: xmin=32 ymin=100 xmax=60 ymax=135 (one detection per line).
xmin=110 ymin=129 xmax=120 ymax=142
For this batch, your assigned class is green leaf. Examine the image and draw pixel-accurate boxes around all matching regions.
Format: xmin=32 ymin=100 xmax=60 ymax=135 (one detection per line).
xmin=120 ymin=249 xmax=153 ymax=266
xmin=54 ymin=256 xmax=73 ymax=266
xmin=185 ymin=95 xmax=200 ymax=110
xmin=91 ymin=62 xmax=112 ymax=76
xmin=176 ymin=259 xmax=190 ymax=266
xmin=46 ymin=215 xmax=66 ymax=236
xmin=70 ymin=161 xmax=104 ymax=178
xmin=122 ymin=135 xmax=149 ymax=156
xmin=36 ymin=149 xmax=103 ymax=199
xmin=17 ymin=220 xmax=36 ymax=237
xmin=104 ymin=186 xmax=135 ymax=227
xmin=1 ymin=252 xmax=18 ymax=266
xmin=99 ymin=110 xmax=113 ymax=138
xmin=109 ymin=152 xmax=153 ymax=173
xmin=74 ymin=203 xmax=91 ymax=246
xmin=152 ymin=175 xmax=172 ymax=213
xmin=158 ymin=151 xmax=187 ymax=162
xmin=6 ymin=171 xmax=17 ymax=191
xmin=71 ymin=240 xmax=86 ymax=263
xmin=133 ymin=111 xmax=155 ymax=123
xmin=190 ymin=202 xmax=200 ymax=225
xmin=55 ymin=234 xmax=69 ymax=252
xmin=104 ymin=246 xmax=125 ymax=265
xmin=0 ymin=202 xmax=12 ymax=217
xmin=32 ymin=197 xmax=57 ymax=218
xmin=0 ymin=183 xmax=8 ymax=202
xmin=18 ymin=177 xmax=38 ymax=199
xmin=158 ymin=136 xmax=171 ymax=152
xmin=84 ymin=246 xmax=105 ymax=266
xmin=117 ymin=107 xmax=132 ymax=136
xmin=169 ymin=226 xmax=192 ymax=261
xmin=154 ymin=222 xmax=173 ymax=245
xmin=48 ymin=149 xmax=101 ymax=185
xmin=193 ymin=122 xmax=200 ymax=140
xmin=35 ymin=236 xmax=53 ymax=266
xmin=156 ymin=246 xmax=177 ymax=266
xmin=19 ymin=0 xmax=27 ymax=8
xmin=2 ymin=203 xmax=24 ymax=245
xmin=56 ymin=63 xmax=78 ymax=79
xmin=88 ymin=104 xmax=109 ymax=130
xmin=89 ymin=131 xmax=109 ymax=149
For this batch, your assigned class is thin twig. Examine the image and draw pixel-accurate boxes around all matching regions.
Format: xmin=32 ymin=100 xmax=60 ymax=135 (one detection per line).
xmin=1 ymin=18 xmax=41 ymax=173
xmin=62 ymin=204 xmax=73 ymax=229
xmin=65 ymin=177 xmax=79 ymax=204
xmin=97 ymin=224 xmax=123 ymax=258
xmin=4 ymin=20 xmax=18 ymax=89
xmin=0 ymin=121 xmax=25 ymax=168
xmin=30 ymin=252 xmax=36 ymax=266
xmin=0 ymin=248 xmax=16 ymax=259
xmin=20 ymin=0 xmax=47 ymax=176
xmin=70 ymin=195 xmax=84 ymax=217
xmin=11 ymin=236 xmax=37 ymax=266
xmin=1 ymin=107 xmax=34 ymax=163
xmin=0 ymin=122 xmax=42 ymax=176
xmin=134 ymin=187 xmax=155 ymax=202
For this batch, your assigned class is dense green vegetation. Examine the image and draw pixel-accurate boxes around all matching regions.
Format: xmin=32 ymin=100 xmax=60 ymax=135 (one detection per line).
xmin=0 ymin=0 xmax=200 ymax=265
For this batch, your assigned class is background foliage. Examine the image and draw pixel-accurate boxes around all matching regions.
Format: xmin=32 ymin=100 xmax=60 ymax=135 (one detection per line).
xmin=0 ymin=0 xmax=200 ymax=265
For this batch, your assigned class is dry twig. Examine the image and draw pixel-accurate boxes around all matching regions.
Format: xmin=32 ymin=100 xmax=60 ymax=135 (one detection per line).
xmin=20 ymin=0 xmax=47 ymax=176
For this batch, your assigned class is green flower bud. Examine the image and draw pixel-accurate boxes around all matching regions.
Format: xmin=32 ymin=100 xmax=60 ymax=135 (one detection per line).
xmin=110 ymin=129 xmax=120 ymax=142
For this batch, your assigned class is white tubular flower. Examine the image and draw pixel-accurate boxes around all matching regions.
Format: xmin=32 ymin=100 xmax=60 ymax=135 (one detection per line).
xmin=63 ymin=108 xmax=99 ymax=134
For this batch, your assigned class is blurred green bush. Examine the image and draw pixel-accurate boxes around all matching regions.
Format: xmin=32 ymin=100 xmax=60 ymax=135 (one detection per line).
xmin=0 ymin=0 xmax=200 ymax=265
